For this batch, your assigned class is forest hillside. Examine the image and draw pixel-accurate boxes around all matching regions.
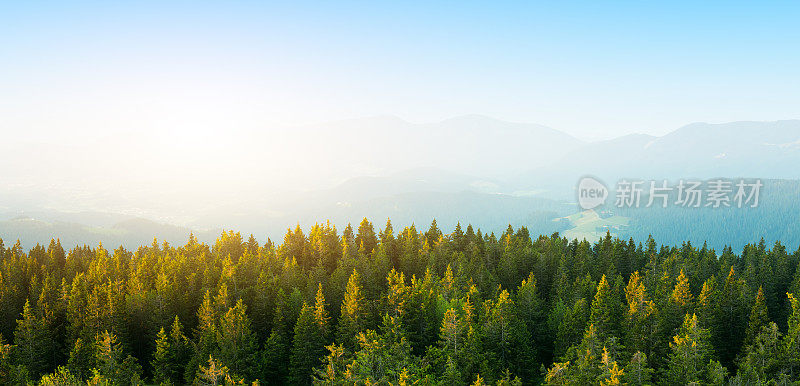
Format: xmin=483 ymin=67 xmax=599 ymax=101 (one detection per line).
xmin=1 ymin=219 xmax=799 ymax=385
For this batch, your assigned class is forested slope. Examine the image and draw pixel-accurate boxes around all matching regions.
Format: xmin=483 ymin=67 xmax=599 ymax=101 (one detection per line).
xmin=1 ymin=219 xmax=799 ymax=385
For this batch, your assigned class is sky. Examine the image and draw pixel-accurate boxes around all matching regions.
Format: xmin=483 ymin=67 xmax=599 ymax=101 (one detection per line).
xmin=2 ymin=1 xmax=799 ymax=142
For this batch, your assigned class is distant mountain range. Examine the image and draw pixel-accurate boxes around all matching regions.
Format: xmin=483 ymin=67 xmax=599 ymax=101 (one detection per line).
xmin=266 ymin=114 xmax=585 ymax=181
xmin=519 ymin=120 xmax=800 ymax=198
xmin=0 ymin=117 xmax=798 ymax=250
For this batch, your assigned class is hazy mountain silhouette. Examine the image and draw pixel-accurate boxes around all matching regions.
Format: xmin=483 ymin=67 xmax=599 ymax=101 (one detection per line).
xmin=1 ymin=117 xmax=799 ymax=249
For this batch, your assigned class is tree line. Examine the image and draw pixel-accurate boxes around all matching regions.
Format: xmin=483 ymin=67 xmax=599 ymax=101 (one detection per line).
xmin=1 ymin=218 xmax=799 ymax=385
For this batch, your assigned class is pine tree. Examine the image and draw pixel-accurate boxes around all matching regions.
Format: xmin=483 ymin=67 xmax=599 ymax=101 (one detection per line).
xmin=355 ymin=218 xmax=378 ymax=257
xmin=484 ymin=290 xmax=516 ymax=375
xmin=94 ymin=330 xmax=142 ymax=385
xmin=425 ymin=219 xmax=442 ymax=249
xmin=545 ymin=324 xmax=606 ymax=385
xmin=735 ymin=322 xmax=782 ymax=384
xmin=187 ymin=290 xmax=219 ymax=382
xmin=67 ymin=337 xmax=95 ymax=380
xmin=552 ymin=297 xmax=588 ymax=359
xmin=262 ymin=290 xmax=290 ymax=383
xmin=313 ymin=343 xmax=347 ymax=383
xmin=289 ymin=286 xmax=330 ymax=385
xmin=711 ymin=267 xmax=749 ymax=369
xmin=597 ymin=347 xmax=624 ymax=386
xmin=623 ymin=271 xmax=656 ymax=357
xmin=441 ymin=355 xmax=463 ymax=385
xmin=313 ymin=283 xmax=331 ymax=340
xmin=665 ymin=314 xmax=722 ymax=385
xmin=742 ymin=286 xmax=770 ymax=352
xmin=216 ymin=299 xmax=258 ymax=380
xmin=39 ymin=366 xmax=82 ymax=385
xmin=589 ymin=275 xmax=620 ymax=340
xmin=12 ymin=299 xmax=54 ymax=378
xmin=622 ymin=351 xmax=653 ymax=386
xmin=439 ymin=308 xmax=463 ymax=362
xmin=1 ymin=334 xmax=28 ymax=385
xmin=334 ymin=316 xmax=426 ymax=384
xmin=194 ymin=356 xmax=239 ymax=386
xmin=169 ymin=317 xmax=191 ymax=381
xmin=515 ymin=273 xmax=546 ymax=378
xmin=152 ymin=316 xmax=190 ymax=385
xmin=151 ymin=327 xmax=173 ymax=384
xmin=337 ymin=269 xmax=367 ymax=352
xmin=670 ymin=269 xmax=694 ymax=309
xmin=784 ymin=293 xmax=800 ymax=378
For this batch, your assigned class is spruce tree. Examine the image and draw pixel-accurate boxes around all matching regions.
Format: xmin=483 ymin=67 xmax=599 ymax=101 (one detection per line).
xmin=623 ymin=271 xmax=656 ymax=357
xmin=712 ymin=268 xmax=749 ymax=369
xmin=66 ymin=337 xmax=94 ymax=380
xmin=742 ymin=286 xmax=770 ymax=352
xmin=151 ymin=327 xmax=172 ymax=384
xmin=12 ymin=299 xmax=53 ymax=378
xmin=665 ymin=314 xmax=722 ymax=385
xmin=515 ymin=273 xmax=546 ymax=376
xmin=735 ymin=322 xmax=782 ymax=384
xmin=589 ymin=275 xmax=621 ymax=340
xmin=783 ymin=293 xmax=800 ymax=378
xmin=94 ymin=330 xmax=142 ymax=385
xmin=262 ymin=289 xmax=290 ymax=383
xmin=288 ymin=284 xmax=330 ymax=385
xmin=194 ymin=356 xmax=239 ymax=385
xmin=337 ymin=269 xmax=367 ymax=352
xmin=623 ymin=351 xmax=653 ymax=386
xmin=216 ymin=299 xmax=258 ymax=380
xmin=355 ymin=218 xmax=378 ymax=257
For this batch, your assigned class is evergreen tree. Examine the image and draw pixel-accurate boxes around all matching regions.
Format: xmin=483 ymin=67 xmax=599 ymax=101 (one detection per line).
xmin=1 ymin=334 xmax=29 ymax=385
xmin=152 ymin=317 xmax=190 ymax=385
xmin=337 ymin=269 xmax=367 ymax=352
xmin=151 ymin=328 xmax=172 ymax=384
xmin=665 ymin=313 xmax=723 ymax=385
xmin=783 ymin=293 xmax=800 ymax=378
xmin=597 ymin=347 xmax=624 ymax=386
xmin=194 ymin=356 xmax=240 ymax=385
xmin=339 ymin=316 xmax=427 ymax=384
xmin=589 ymin=275 xmax=621 ymax=340
xmin=39 ymin=366 xmax=82 ymax=385
xmin=622 ymin=351 xmax=653 ymax=386
xmin=735 ymin=322 xmax=782 ymax=384
xmin=545 ymin=324 xmax=608 ymax=385
xmin=187 ymin=290 xmax=219 ymax=382
xmin=288 ymin=284 xmax=330 ymax=385
xmin=67 ymin=337 xmax=95 ymax=380
xmin=425 ymin=219 xmax=442 ymax=249
xmin=742 ymin=286 xmax=770 ymax=352
xmin=4 ymin=218 xmax=800 ymax=384
xmin=216 ymin=299 xmax=258 ymax=380
xmin=711 ymin=268 xmax=749 ymax=369
xmin=94 ymin=330 xmax=142 ymax=385
xmin=261 ymin=290 xmax=290 ymax=383
xmin=670 ymin=269 xmax=694 ymax=310
xmin=12 ymin=299 xmax=54 ymax=378
xmin=515 ymin=273 xmax=546 ymax=377
xmin=623 ymin=271 xmax=656 ymax=357
xmin=355 ymin=218 xmax=378 ymax=257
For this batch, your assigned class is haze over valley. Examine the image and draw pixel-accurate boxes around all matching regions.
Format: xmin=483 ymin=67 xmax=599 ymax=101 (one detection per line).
xmin=2 ymin=116 xmax=798 ymax=251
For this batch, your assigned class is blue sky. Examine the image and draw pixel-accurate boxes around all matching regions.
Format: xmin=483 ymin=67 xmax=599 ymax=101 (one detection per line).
xmin=2 ymin=1 xmax=799 ymax=140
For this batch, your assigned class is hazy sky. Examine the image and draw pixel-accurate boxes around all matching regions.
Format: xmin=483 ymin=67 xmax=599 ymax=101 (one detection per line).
xmin=2 ymin=1 xmax=799 ymax=141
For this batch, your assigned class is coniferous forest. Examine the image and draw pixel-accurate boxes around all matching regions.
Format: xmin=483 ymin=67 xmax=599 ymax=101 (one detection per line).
xmin=1 ymin=218 xmax=800 ymax=385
